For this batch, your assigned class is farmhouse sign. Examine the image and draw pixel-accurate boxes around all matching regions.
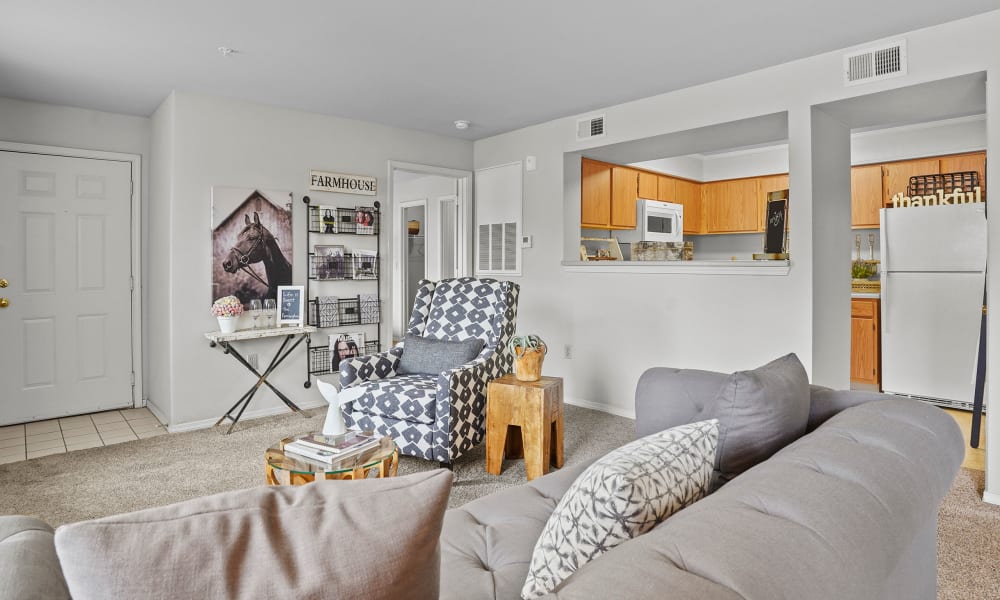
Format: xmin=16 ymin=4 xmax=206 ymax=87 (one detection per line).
xmin=309 ymin=170 xmax=377 ymax=196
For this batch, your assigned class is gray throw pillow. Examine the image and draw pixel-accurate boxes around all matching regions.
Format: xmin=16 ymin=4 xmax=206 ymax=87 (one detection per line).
xmin=397 ymin=333 xmax=484 ymax=375
xmin=54 ymin=470 xmax=453 ymax=600
xmin=521 ymin=419 xmax=719 ymax=599
xmin=709 ymin=352 xmax=810 ymax=482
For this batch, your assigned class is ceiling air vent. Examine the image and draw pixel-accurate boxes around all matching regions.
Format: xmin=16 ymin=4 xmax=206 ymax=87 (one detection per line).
xmin=576 ymin=114 xmax=605 ymax=141
xmin=844 ymin=40 xmax=907 ymax=86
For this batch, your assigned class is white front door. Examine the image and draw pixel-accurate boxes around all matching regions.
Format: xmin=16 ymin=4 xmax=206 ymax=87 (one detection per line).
xmin=0 ymin=150 xmax=134 ymax=425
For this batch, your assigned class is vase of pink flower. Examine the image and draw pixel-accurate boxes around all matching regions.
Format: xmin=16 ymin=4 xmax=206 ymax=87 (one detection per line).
xmin=211 ymin=296 xmax=244 ymax=333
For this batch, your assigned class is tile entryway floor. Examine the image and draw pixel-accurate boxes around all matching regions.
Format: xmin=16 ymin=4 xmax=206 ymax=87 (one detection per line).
xmin=0 ymin=408 xmax=166 ymax=464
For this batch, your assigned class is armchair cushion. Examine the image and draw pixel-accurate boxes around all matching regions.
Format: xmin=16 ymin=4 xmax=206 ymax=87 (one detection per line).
xmin=397 ymin=334 xmax=484 ymax=375
xmin=353 ymin=374 xmax=439 ymax=424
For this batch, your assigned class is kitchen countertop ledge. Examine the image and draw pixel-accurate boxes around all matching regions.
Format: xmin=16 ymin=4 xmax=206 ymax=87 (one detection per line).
xmin=561 ymin=259 xmax=790 ymax=276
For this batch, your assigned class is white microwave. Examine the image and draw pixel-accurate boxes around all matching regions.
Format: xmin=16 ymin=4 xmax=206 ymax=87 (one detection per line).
xmin=617 ymin=199 xmax=684 ymax=243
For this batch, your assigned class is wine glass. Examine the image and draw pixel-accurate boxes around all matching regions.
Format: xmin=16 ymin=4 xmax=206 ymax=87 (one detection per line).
xmin=263 ymin=298 xmax=276 ymax=329
xmin=248 ymin=299 xmax=263 ymax=329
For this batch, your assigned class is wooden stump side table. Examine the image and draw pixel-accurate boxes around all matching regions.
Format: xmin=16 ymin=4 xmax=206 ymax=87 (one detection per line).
xmin=486 ymin=374 xmax=564 ymax=481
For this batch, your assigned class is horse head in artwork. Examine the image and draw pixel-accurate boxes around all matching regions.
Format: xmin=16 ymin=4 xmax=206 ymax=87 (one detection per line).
xmin=223 ymin=212 xmax=292 ymax=298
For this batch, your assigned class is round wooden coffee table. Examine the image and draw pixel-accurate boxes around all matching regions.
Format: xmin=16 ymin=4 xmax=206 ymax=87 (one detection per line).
xmin=265 ymin=433 xmax=399 ymax=485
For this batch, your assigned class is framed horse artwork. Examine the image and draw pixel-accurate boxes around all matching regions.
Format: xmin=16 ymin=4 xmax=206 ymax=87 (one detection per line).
xmin=212 ymin=187 xmax=294 ymax=304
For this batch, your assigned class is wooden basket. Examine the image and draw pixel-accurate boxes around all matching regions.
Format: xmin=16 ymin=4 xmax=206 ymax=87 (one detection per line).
xmin=851 ymin=279 xmax=881 ymax=293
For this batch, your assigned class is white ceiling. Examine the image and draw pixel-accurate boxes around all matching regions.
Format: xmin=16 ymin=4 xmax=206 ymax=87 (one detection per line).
xmin=2 ymin=1 xmax=999 ymax=140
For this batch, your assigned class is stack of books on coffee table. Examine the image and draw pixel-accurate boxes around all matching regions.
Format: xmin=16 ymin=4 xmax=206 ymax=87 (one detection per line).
xmin=283 ymin=431 xmax=379 ymax=464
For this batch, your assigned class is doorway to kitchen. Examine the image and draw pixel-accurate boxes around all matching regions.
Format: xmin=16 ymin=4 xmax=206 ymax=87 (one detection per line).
xmin=388 ymin=162 xmax=472 ymax=339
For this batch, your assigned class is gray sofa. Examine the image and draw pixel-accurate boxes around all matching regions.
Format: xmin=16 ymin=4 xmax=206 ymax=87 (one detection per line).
xmin=440 ymin=367 xmax=964 ymax=600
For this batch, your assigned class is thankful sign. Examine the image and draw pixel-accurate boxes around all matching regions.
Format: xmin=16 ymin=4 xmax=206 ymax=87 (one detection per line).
xmin=890 ymin=186 xmax=983 ymax=208
xmin=309 ymin=170 xmax=377 ymax=196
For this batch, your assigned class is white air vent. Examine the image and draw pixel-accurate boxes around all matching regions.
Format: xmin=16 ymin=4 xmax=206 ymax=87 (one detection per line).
xmin=478 ymin=222 xmax=518 ymax=273
xmin=844 ymin=40 xmax=907 ymax=86
xmin=576 ymin=114 xmax=606 ymax=141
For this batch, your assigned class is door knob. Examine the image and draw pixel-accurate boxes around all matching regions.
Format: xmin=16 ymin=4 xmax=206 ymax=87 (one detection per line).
xmin=0 ymin=279 xmax=7 ymax=288
xmin=0 ymin=298 xmax=8 ymax=308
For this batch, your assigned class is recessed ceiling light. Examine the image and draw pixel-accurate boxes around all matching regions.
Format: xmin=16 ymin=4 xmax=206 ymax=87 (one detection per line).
xmin=454 ymin=120 xmax=470 ymax=130
xmin=217 ymin=47 xmax=237 ymax=57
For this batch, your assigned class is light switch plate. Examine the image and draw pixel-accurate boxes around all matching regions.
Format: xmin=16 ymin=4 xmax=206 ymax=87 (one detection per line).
xmin=525 ymin=156 xmax=537 ymax=171
xmin=521 ymin=235 xmax=533 ymax=248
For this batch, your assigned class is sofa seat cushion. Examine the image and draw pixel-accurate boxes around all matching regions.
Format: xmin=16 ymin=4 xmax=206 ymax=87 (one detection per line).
xmin=0 ymin=516 xmax=70 ymax=600
xmin=353 ymin=374 xmax=438 ymax=424
xmin=55 ymin=470 xmax=453 ymax=600
xmin=709 ymin=352 xmax=810 ymax=482
xmin=537 ymin=399 xmax=963 ymax=599
xmin=523 ymin=419 xmax=719 ymax=599
xmin=440 ymin=462 xmax=591 ymax=600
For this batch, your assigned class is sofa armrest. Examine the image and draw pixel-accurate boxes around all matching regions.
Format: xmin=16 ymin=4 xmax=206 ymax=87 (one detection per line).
xmin=807 ymin=385 xmax=888 ymax=432
xmin=634 ymin=367 xmax=728 ymax=437
xmin=339 ymin=345 xmax=403 ymax=388
xmin=0 ymin=516 xmax=70 ymax=599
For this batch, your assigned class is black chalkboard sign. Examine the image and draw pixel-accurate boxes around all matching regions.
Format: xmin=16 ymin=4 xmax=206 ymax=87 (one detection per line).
xmin=763 ymin=199 xmax=787 ymax=254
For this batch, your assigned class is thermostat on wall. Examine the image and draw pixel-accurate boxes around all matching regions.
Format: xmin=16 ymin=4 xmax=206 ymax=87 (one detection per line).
xmin=521 ymin=235 xmax=533 ymax=248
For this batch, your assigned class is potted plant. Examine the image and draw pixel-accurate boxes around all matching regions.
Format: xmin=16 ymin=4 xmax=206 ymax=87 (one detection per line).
xmin=211 ymin=296 xmax=244 ymax=333
xmin=508 ymin=334 xmax=547 ymax=382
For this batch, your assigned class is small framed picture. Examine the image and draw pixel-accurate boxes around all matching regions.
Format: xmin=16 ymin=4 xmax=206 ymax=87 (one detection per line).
xmin=329 ymin=332 xmax=366 ymax=369
xmin=277 ymin=285 xmax=305 ymax=327
xmin=314 ymin=244 xmax=345 ymax=280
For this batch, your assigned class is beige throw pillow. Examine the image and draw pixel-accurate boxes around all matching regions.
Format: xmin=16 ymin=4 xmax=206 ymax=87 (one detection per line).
xmin=54 ymin=470 xmax=453 ymax=600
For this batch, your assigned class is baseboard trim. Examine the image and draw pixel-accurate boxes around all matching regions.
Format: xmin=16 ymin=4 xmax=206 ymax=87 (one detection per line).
xmin=983 ymin=489 xmax=1000 ymax=506
xmin=167 ymin=400 xmax=326 ymax=434
xmin=564 ymin=396 xmax=635 ymax=420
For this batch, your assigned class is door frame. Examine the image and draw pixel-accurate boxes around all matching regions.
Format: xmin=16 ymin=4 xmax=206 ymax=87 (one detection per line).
xmin=398 ymin=197 xmax=428 ymax=333
xmin=0 ymin=141 xmax=144 ymax=408
xmin=387 ymin=161 xmax=472 ymax=339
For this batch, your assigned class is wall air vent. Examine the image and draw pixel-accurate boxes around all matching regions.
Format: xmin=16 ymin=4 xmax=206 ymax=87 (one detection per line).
xmin=844 ymin=40 xmax=907 ymax=86
xmin=576 ymin=114 xmax=606 ymax=141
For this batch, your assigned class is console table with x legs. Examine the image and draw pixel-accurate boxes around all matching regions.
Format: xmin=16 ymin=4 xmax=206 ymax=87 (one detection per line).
xmin=205 ymin=326 xmax=316 ymax=434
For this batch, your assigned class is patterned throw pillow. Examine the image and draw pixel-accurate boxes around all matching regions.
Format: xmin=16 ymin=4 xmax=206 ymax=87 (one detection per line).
xmin=521 ymin=419 xmax=719 ymax=599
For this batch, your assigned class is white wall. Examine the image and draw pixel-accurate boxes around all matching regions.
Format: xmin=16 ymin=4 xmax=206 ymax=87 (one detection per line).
xmin=474 ymin=11 xmax=1000 ymax=499
xmin=150 ymin=92 xmax=472 ymax=429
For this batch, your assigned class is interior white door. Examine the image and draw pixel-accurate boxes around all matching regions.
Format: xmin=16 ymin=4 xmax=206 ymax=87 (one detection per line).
xmin=0 ymin=150 xmax=134 ymax=425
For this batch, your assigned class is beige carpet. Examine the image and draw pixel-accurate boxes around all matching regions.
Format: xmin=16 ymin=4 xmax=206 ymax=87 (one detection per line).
xmin=1 ymin=406 xmax=997 ymax=599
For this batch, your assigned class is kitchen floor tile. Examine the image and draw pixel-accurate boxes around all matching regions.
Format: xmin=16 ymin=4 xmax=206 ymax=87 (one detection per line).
xmin=0 ymin=425 xmax=24 ymax=440
xmin=127 ymin=418 xmax=164 ymax=434
xmin=58 ymin=415 xmax=94 ymax=428
xmin=27 ymin=437 xmax=66 ymax=452
xmin=61 ymin=423 xmax=98 ymax=437
xmin=120 ymin=408 xmax=154 ymax=421
xmin=99 ymin=431 xmax=137 ymax=444
xmin=0 ymin=453 xmax=26 ymax=465
xmin=25 ymin=420 xmax=60 ymax=435
xmin=27 ymin=447 xmax=66 ymax=460
xmin=0 ymin=444 xmax=26 ymax=458
xmin=136 ymin=429 xmax=167 ymax=439
xmin=90 ymin=411 xmax=125 ymax=425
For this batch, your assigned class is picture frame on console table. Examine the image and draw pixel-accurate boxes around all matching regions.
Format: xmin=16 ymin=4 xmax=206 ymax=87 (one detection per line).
xmin=277 ymin=285 xmax=305 ymax=327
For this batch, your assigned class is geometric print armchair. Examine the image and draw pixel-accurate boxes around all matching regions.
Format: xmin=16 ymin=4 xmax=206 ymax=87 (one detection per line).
xmin=339 ymin=277 xmax=519 ymax=466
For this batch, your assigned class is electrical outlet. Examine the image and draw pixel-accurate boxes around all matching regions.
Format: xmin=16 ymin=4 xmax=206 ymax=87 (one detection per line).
xmin=564 ymin=344 xmax=572 ymax=359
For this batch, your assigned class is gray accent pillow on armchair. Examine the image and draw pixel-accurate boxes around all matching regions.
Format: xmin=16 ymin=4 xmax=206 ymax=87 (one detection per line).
xmin=709 ymin=352 xmax=810 ymax=483
xmin=397 ymin=333 xmax=484 ymax=375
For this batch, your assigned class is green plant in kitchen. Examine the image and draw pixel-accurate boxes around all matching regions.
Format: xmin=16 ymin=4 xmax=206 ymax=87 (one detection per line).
xmin=851 ymin=260 xmax=875 ymax=280
xmin=508 ymin=334 xmax=547 ymax=382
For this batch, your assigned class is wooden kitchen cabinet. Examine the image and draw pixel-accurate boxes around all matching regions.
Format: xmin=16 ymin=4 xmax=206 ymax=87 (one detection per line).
xmin=850 ymin=298 xmax=880 ymax=388
xmin=883 ymin=158 xmax=939 ymax=208
xmin=757 ymin=174 xmax=790 ymax=232
xmin=656 ymin=175 xmax=676 ymax=202
xmin=638 ymin=171 xmax=658 ymax=200
xmin=675 ymin=178 xmax=702 ymax=234
xmin=851 ymin=164 xmax=883 ymax=229
xmin=610 ymin=166 xmax=639 ymax=228
xmin=939 ymin=152 xmax=986 ymax=198
xmin=702 ymin=178 xmax=760 ymax=233
xmin=581 ymin=158 xmax=612 ymax=228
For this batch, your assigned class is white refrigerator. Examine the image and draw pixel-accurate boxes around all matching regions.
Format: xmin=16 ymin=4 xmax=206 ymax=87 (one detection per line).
xmin=879 ymin=202 xmax=987 ymax=408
